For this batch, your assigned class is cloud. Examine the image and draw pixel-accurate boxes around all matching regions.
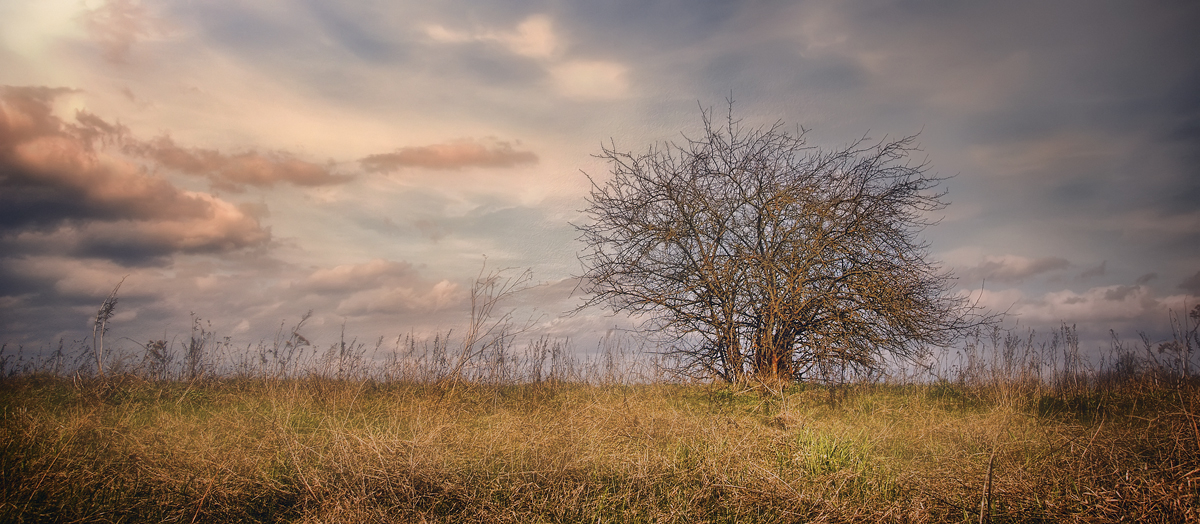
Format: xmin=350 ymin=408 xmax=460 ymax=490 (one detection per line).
xmin=1080 ymin=261 xmax=1106 ymax=279
xmin=1016 ymin=285 xmax=1162 ymax=324
xmin=969 ymin=283 xmax=1196 ymax=347
xmin=293 ymin=259 xmax=462 ymax=315
xmin=1181 ymin=270 xmax=1200 ymax=295
xmin=414 ymin=219 xmax=447 ymax=242
xmin=425 ymin=14 xmax=558 ymax=59
xmin=966 ymin=133 xmax=1113 ymax=179
xmin=2 ymin=256 xmax=119 ymax=300
xmin=957 ymin=254 xmax=1070 ymax=284
xmin=421 ymin=14 xmax=629 ymax=99
xmin=550 ymin=60 xmax=630 ymax=100
xmin=123 ymin=135 xmax=352 ymax=192
xmin=0 ymin=251 xmax=304 ymax=348
xmin=335 ymin=279 xmax=459 ymax=315
xmin=505 ymin=15 xmax=557 ymax=59
xmin=359 ymin=138 xmax=537 ymax=172
xmin=297 ymin=259 xmax=419 ymax=294
xmin=2 ymin=196 xmax=270 ymax=265
xmin=0 ymin=86 xmax=269 ymax=262
xmin=80 ymin=0 xmax=156 ymax=64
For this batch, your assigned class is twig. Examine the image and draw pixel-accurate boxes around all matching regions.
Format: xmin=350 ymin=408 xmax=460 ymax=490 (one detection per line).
xmin=751 ymin=462 xmax=800 ymax=498
xmin=979 ymin=447 xmax=995 ymax=524
xmin=190 ymin=476 xmax=216 ymax=524
xmin=1081 ymin=414 xmax=1106 ymax=458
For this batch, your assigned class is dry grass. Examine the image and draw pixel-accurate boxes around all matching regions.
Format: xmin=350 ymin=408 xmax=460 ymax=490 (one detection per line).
xmin=2 ymin=373 xmax=1197 ymax=523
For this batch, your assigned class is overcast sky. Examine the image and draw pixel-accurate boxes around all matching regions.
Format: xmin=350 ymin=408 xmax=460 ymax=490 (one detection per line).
xmin=2 ymin=0 xmax=1198 ymax=361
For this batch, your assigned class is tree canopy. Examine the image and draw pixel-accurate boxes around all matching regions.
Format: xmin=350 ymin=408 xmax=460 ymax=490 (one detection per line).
xmin=576 ymin=106 xmax=986 ymax=384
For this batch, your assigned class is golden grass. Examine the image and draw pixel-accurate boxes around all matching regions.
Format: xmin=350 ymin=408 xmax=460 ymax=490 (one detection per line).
xmin=2 ymin=375 xmax=1197 ymax=523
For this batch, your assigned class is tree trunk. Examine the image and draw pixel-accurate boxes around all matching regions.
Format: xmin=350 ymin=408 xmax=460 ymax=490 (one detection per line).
xmin=752 ymin=332 xmax=793 ymax=384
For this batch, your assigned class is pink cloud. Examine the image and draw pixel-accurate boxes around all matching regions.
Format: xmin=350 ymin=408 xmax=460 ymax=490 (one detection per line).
xmin=360 ymin=138 xmax=537 ymax=172
xmin=0 ymin=87 xmax=77 ymax=144
xmin=80 ymin=0 xmax=155 ymax=64
xmin=0 ymin=86 xmax=269 ymax=261
xmin=124 ymin=135 xmax=353 ymax=192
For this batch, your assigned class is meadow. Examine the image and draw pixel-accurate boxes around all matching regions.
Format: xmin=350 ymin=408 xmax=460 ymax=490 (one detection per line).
xmin=1 ymin=321 xmax=1198 ymax=523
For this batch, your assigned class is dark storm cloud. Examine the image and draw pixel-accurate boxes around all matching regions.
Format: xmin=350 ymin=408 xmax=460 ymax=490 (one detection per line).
xmin=0 ymin=258 xmax=53 ymax=299
xmin=793 ymin=1 xmax=1200 ymax=272
xmin=1080 ymin=262 xmax=1107 ymax=280
xmin=0 ymin=86 xmax=270 ymax=263
xmin=1181 ymin=271 xmax=1200 ymax=295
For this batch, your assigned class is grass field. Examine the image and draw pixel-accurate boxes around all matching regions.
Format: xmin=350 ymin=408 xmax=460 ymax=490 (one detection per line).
xmin=2 ymin=369 xmax=1197 ymax=523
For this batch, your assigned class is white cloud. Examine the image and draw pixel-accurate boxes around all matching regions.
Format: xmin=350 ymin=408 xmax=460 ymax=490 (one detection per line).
xmin=424 ymin=24 xmax=471 ymax=44
xmin=0 ymin=1 xmax=88 ymax=64
xmin=503 ymin=15 xmax=557 ymax=59
xmin=232 ymin=319 xmax=250 ymax=334
xmin=424 ymin=14 xmax=558 ymax=59
xmin=550 ymin=60 xmax=629 ymax=100
xmin=421 ymin=14 xmax=628 ymax=100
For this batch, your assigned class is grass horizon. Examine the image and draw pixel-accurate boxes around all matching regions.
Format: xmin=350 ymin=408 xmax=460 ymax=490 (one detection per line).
xmin=2 ymin=305 xmax=1198 ymax=522
xmin=3 ymin=361 xmax=1198 ymax=522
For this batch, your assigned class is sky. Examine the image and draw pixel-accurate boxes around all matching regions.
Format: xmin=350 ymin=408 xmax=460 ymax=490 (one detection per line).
xmin=2 ymin=0 xmax=1199 ymax=363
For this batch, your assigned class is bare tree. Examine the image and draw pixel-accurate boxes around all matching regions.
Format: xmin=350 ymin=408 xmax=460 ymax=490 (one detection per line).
xmin=576 ymin=105 xmax=988 ymax=384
